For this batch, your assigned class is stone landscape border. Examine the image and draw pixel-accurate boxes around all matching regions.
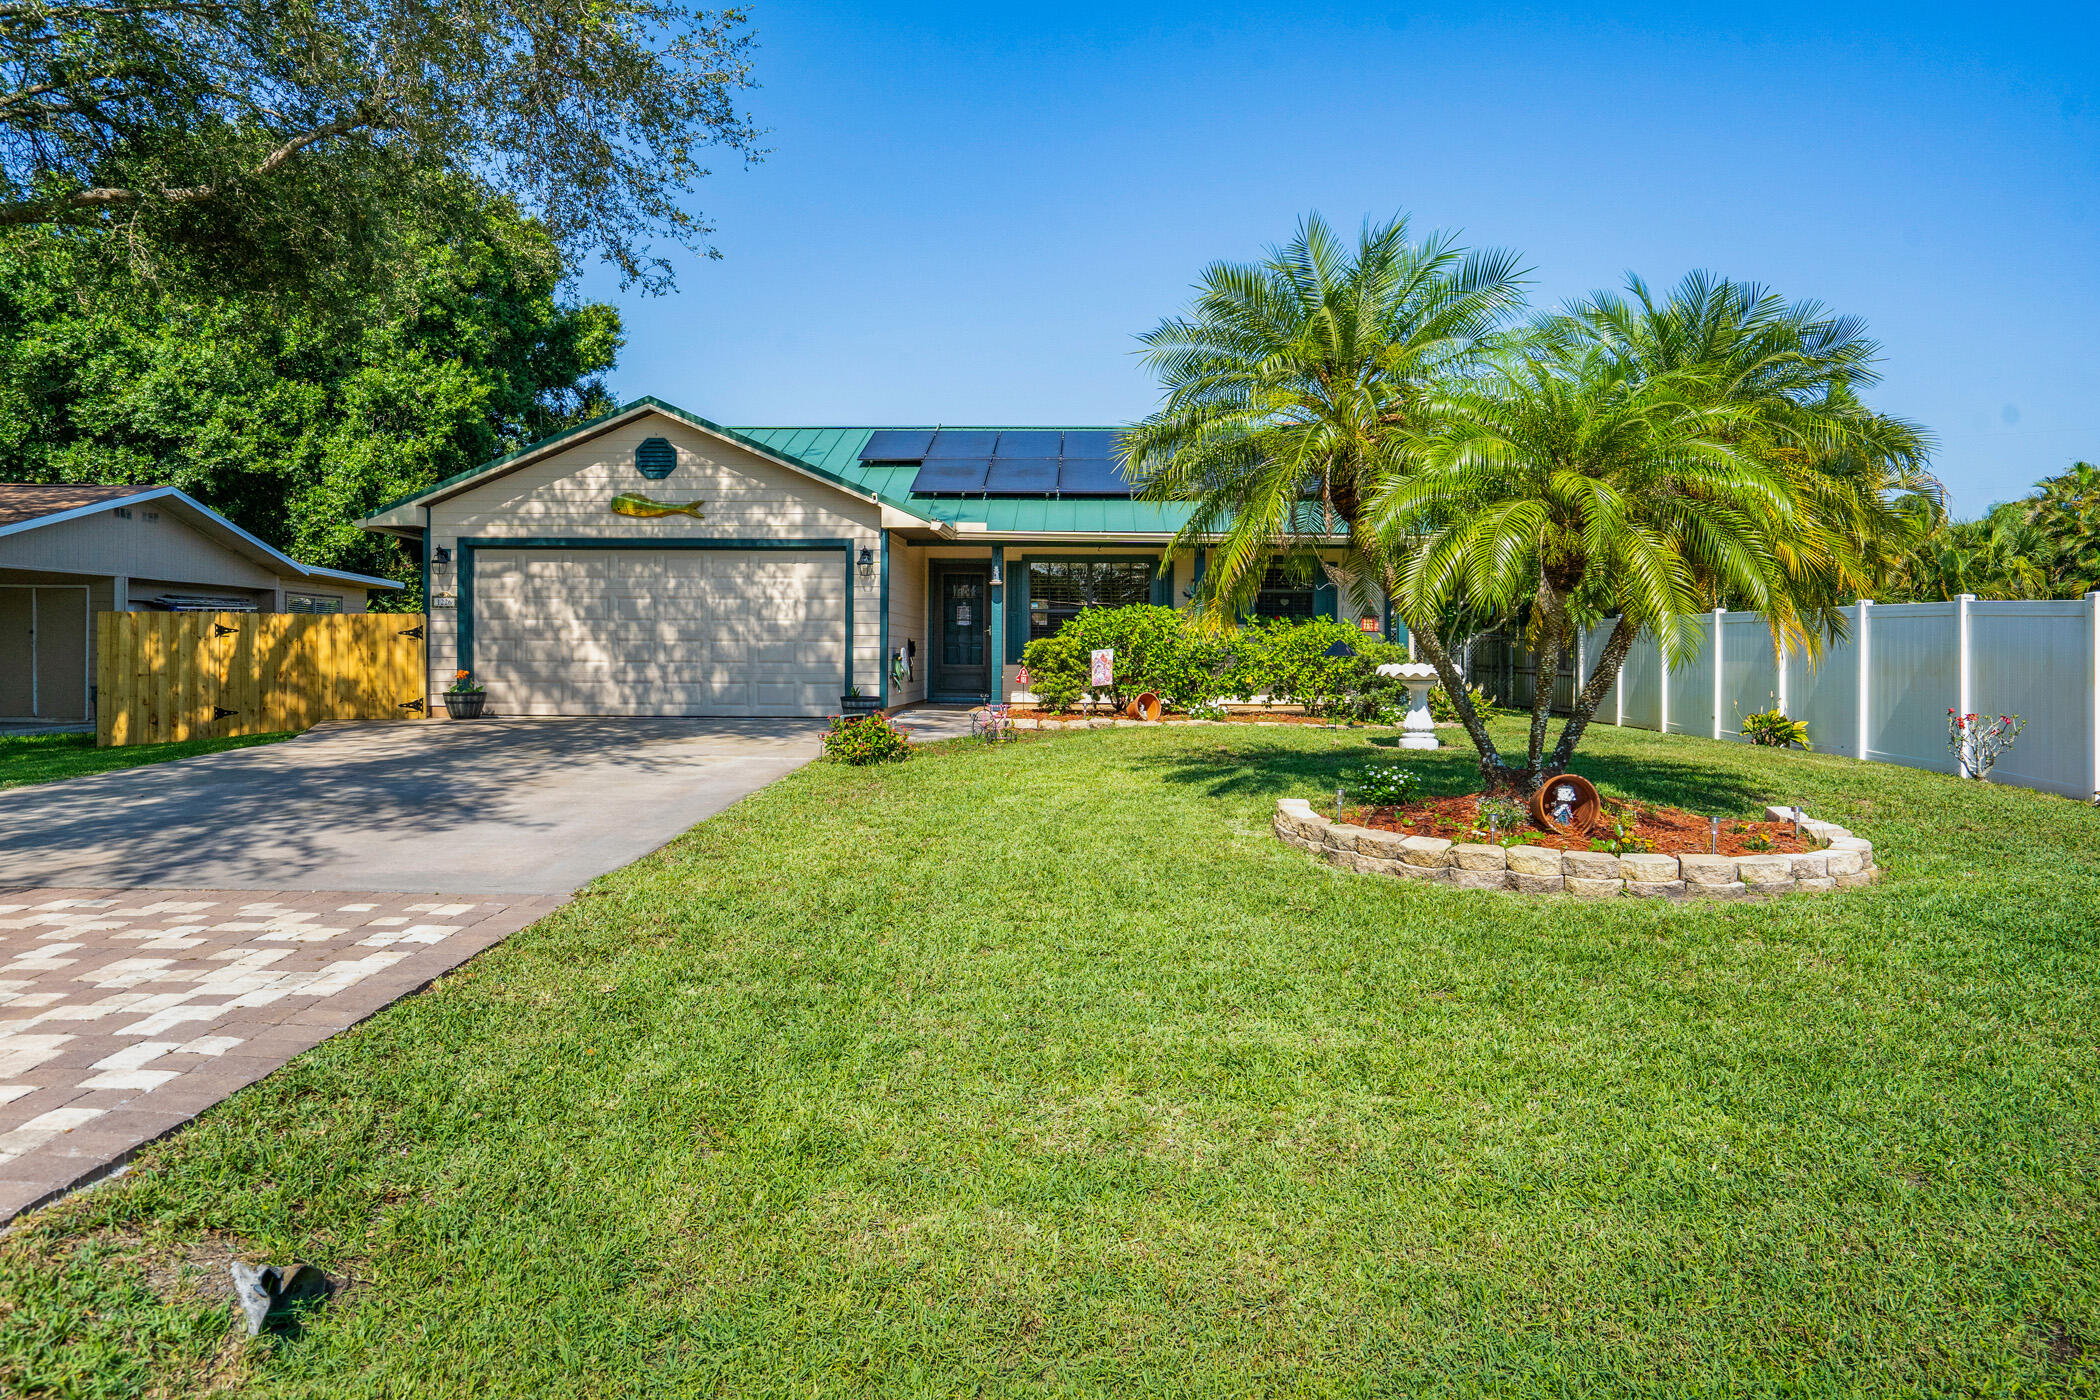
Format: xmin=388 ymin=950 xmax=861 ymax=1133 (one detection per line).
xmin=1271 ymin=799 xmax=1876 ymax=898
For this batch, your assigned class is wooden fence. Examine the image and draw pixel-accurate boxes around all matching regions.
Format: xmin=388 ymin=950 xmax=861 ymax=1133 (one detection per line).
xmin=97 ymin=612 xmax=428 ymax=746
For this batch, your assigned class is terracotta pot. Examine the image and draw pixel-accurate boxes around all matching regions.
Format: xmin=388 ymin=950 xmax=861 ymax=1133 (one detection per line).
xmin=1529 ymin=774 xmax=1601 ymax=834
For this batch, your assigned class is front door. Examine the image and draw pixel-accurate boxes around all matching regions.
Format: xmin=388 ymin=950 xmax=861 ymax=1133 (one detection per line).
xmin=930 ymin=564 xmax=989 ymax=700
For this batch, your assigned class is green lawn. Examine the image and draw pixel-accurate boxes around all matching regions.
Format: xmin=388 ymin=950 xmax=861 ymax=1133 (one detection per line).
xmin=4 ymin=721 xmax=2096 ymax=1397
xmin=0 ymin=731 xmax=292 ymax=790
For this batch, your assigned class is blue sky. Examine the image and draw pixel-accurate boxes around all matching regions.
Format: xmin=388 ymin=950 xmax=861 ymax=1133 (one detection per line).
xmin=579 ymin=1 xmax=2099 ymax=515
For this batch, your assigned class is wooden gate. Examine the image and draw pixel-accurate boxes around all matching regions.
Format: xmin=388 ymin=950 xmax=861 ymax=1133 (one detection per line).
xmin=96 ymin=612 xmax=428 ymax=746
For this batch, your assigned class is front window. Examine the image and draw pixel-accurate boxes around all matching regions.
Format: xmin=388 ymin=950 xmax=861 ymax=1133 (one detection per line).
xmin=1253 ymin=565 xmax=1316 ymax=620
xmin=1027 ymin=560 xmax=1153 ymax=640
xmin=287 ymin=593 xmax=344 ymax=615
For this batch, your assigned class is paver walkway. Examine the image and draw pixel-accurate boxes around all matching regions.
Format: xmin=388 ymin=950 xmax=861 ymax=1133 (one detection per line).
xmin=0 ymin=888 xmax=561 ymax=1221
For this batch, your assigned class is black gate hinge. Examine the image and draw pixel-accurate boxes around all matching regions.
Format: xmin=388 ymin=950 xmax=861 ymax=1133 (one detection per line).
xmin=399 ymin=698 xmax=426 ymax=713
xmin=213 ymin=623 xmax=238 ymax=637
xmin=398 ymin=625 xmax=425 ymax=639
xmin=212 ymin=706 xmax=238 ymax=719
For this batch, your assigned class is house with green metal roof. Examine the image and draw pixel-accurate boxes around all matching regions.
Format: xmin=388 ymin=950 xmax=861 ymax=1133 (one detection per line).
xmin=359 ymin=397 xmax=1381 ymax=715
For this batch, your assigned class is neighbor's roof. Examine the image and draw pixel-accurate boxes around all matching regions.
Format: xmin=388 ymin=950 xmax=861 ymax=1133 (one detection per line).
xmin=0 ymin=482 xmax=146 ymax=529
xmin=0 ymin=483 xmax=401 ymax=589
xmin=355 ymin=397 xmax=1198 ymax=539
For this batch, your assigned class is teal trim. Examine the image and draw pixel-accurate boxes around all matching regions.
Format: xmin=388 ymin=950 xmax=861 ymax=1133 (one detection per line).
xmin=1005 ymin=556 xmax=1029 ymax=663
xmin=420 ymin=505 xmax=432 ymax=700
xmin=1149 ymin=559 xmax=1174 ymax=607
xmin=927 ymin=558 xmax=994 ymax=703
xmin=878 ymin=533 xmax=891 ymax=707
xmin=454 ymin=536 xmax=856 ymax=699
xmin=1315 ymin=579 xmax=1339 ymax=620
xmin=990 ymin=545 xmax=1006 ymax=693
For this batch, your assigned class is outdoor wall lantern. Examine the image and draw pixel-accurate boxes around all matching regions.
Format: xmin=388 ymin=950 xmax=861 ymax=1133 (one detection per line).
xmin=857 ymin=547 xmax=875 ymax=582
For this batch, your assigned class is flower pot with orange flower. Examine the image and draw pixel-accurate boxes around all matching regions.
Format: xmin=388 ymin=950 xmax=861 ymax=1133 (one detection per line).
xmin=444 ymin=669 xmax=488 ymax=719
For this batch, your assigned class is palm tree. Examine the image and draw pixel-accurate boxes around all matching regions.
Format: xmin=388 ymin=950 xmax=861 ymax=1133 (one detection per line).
xmin=1379 ymin=276 xmax=1934 ymax=795
xmin=2025 ymin=462 xmax=2100 ymax=593
xmin=1889 ymin=509 xmax=2054 ymax=601
xmin=1124 ymin=213 xmax=1525 ymax=619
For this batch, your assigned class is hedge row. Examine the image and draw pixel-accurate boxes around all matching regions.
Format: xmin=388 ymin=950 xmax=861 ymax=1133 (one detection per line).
xmin=1018 ymin=607 xmax=1416 ymax=719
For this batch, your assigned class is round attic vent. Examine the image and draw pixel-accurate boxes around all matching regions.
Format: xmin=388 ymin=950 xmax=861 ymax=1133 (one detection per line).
xmin=635 ymin=436 xmax=677 ymax=479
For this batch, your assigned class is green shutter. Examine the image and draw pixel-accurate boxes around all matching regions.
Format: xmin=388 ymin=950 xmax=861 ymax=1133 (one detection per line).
xmin=1149 ymin=559 xmax=1173 ymax=607
xmin=1006 ymin=558 xmax=1028 ymax=662
xmin=1314 ymin=578 xmax=1338 ymax=619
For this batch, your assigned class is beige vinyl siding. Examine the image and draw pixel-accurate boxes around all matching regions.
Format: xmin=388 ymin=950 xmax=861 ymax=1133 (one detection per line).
xmin=0 ymin=507 xmax=281 ymax=591
xmin=425 ymin=411 xmax=884 ymax=711
xmin=884 ymin=535 xmax=930 ymax=706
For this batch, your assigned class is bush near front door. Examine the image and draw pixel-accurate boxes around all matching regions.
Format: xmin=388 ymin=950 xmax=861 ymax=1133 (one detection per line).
xmin=1019 ymin=608 xmax=1408 ymax=717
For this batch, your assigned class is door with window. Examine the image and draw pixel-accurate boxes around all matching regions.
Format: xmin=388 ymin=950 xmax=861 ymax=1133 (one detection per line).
xmin=929 ymin=563 xmax=989 ymax=699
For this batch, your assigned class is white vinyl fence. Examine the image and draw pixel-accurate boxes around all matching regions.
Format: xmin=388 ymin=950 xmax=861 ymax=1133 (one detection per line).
xmin=1570 ymin=593 xmax=2100 ymax=803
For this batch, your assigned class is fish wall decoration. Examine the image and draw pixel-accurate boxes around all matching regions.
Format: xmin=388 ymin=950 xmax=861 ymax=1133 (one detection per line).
xmin=609 ymin=493 xmax=706 ymax=520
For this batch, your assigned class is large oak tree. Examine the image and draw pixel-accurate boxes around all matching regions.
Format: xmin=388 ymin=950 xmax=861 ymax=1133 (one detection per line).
xmin=2 ymin=0 xmax=760 ymax=291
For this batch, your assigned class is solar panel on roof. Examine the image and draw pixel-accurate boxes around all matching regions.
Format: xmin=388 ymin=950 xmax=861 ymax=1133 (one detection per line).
xmin=858 ymin=428 xmax=935 ymax=461
xmin=1059 ymin=430 xmax=1120 ymax=459
xmin=909 ymin=458 xmax=991 ymax=494
xmin=1056 ymin=458 xmax=1132 ymax=496
xmin=925 ymin=429 xmax=1001 ymax=458
xmin=983 ymin=459 xmax=1060 ymax=494
xmin=993 ymin=430 xmax=1062 ymax=458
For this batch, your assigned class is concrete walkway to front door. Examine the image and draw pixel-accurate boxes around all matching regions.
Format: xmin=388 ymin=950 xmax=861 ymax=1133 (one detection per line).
xmin=0 ymin=717 xmax=825 ymax=895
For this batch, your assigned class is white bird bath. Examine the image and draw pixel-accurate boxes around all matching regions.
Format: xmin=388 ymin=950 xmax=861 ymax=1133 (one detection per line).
xmin=1377 ymin=661 xmax=1442 ymax=749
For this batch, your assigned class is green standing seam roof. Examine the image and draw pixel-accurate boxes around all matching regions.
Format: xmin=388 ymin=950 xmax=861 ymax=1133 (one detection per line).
xmin=362 ymin=398 xmax=1203 ymax=538
xmin=734 ymin=425 xmax=1198 ymax=536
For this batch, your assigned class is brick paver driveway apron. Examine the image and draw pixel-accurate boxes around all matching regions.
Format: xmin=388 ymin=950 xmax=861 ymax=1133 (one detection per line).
xmin=0 ymin=718 xmax=823 ymax=1220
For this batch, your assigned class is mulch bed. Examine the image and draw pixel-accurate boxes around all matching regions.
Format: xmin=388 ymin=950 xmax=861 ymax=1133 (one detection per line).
xmin=1347 ymin=793 xmax=1813 ymax=855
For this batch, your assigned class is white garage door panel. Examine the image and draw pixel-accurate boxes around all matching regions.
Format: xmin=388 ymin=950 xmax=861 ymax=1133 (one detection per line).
xmin=474 ymin=549 xmax=845 ymax=716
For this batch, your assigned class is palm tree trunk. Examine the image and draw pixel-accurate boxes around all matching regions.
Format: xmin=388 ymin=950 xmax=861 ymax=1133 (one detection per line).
xmin=1543 ymin=615 xmax=1640 ymax=777
xmin=1406 ymin=623 xmax=1520 ymax=791
xmin=1525 ymin=586 xmax=1567 ymax=777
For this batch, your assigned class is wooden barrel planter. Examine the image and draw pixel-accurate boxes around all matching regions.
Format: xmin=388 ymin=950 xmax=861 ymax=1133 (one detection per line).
xmin=1529 ymin=774 xmax=1602 ymax=835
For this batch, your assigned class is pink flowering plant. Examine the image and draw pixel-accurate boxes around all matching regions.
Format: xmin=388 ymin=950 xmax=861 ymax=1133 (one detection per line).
xmin=1947 ymin=709 xmax=2025 ymax=780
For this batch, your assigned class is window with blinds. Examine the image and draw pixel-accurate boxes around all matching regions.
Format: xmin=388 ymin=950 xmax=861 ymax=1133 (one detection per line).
xmin=1026 ymin=560 xmax=1153 ymax=640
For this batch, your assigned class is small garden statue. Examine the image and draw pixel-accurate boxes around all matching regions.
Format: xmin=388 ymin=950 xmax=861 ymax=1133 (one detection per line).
xmin=1947 ymin=709 xmax=2025 ymax=780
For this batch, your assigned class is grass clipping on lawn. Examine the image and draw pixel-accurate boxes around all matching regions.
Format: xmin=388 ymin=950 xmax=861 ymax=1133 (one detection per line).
xmin=3 ymin=720 xmax=2097 ymax=1396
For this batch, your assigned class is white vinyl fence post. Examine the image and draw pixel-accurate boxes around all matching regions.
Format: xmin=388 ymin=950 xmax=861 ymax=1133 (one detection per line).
xmin=1712 ymin=606 xmax=1726 ymax=740
xmin=1955 ymin=593 xmax=1975 ymax=778
xmin=2087 ymin=592 xmax=2100 ymax=803
xmin=1615 ymin=619 xmax=1626 ymax=727
xmin=1659 ymin=634 xmax=1671 ymax=734
xmin=1856 ymin=598 xmax=1873 ymax=761
xmin=1775 ymin=620 xmax=1789 ymax=719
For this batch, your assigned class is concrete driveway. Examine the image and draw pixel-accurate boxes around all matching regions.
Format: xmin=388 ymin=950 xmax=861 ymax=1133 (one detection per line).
xmin=0 ymin=718 xmax=825 ymax=894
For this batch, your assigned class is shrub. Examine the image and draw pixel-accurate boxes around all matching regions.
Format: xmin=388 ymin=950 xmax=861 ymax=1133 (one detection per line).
xmin=1021 ymin=605 xmax=1230 ymax=713
xmin=1223 ymin=616 xmax=1366 ymax=712
xmin=1430 ymin=683 xmax=1503 ymax=725
xmin=1739 ymin=707 xmax=1809 ymax=749
xmin=1353 ymin=764 xmax=1421 ymax=806
xmin=1019 ymin=631 xmax=1087 ymax=712
xmin=822 ymin=714 xmax=912 ymax=765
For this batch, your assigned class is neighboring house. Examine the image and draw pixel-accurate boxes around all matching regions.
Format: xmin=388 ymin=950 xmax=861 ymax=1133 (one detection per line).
xmin=0 ymin=484 xmax=400 ymax=725
xmin=359 ymin=397 xmax=1393 ymax=717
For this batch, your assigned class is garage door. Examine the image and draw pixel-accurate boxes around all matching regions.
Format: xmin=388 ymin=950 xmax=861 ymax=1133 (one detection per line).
xmin=471 ymin=548 xmax=846 ymax=716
